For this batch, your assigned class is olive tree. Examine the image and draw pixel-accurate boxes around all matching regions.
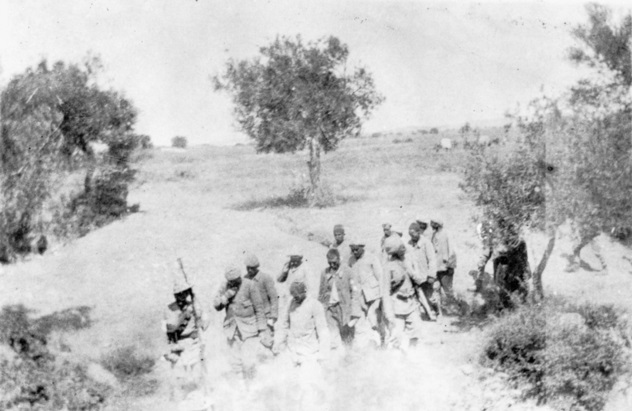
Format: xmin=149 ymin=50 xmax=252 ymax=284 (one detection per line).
xmin=1 ymin=57 xmax=140 ymax=261
xmin=214 ymin=35 xmax=383 ymax=204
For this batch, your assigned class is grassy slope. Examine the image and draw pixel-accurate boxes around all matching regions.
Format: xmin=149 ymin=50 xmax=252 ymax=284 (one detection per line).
xmin=1 ymin=132 xmax=631 ymax=410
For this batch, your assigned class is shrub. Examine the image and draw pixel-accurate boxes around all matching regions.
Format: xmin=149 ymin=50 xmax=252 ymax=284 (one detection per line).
xmin=0 ymin=304 xmax=108 ymax=410
xmin=171 ymin=136 xmax=188 ymax=148
xmin=483 ymin=299 xmax=631 ymax=410
xmin=101 ymin=345 xmax=155 ymax=380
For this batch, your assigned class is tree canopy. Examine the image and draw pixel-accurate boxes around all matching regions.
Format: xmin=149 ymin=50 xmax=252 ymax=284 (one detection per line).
xmin=215 ymin=35 xmax=383 ymax=201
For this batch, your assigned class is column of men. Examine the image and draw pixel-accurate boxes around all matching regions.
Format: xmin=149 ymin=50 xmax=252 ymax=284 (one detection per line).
xmin=163 ymin=217 xmax=457 ymax=393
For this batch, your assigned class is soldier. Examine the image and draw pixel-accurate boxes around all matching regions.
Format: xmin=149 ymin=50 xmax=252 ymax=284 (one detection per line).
xmin=163 ymin=269 xmax=209 ymax=400
xmin=383 ymin=235 xmax=425 ymax=350
xmin=274 ymin=281 xmax=330 ymax=366
xmin=278 ymin=248 xmax=314 ymax=314
xmin=431 ymin=217 xmax=457 ymax=305
xmin=330 ymin=224 xmax=352 ymax=267
xmin=213 ymin=265 xmax=271 ymax=380
xmin=318 ymin=249 xmax=361 ymax=353
xmin=380 ymin=223 xmax=393 ymax=263
xmin=477 ymin=220 xmax=531 ymax=308
xmin=243 ymin=252 xmax=278 ymax=334
xmin=349 ymin=241 xmax=388 ymax=348
xmin=409 ymin=220 xmax=439 ymax=319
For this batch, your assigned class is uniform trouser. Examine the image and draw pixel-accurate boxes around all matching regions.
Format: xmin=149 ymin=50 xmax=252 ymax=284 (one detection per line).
xmin=437 ymin=268 xmax=455 ymax=300
xmin=390 ymin=307 xmax=423 ymax=350
xmin=325 ymin=303 xmax=352 ymax=349
xmin=227 ymin=331 xmax=260 ymax=379
xmin=353 ymin=299 xmax=381 ymax=349
xmin=167 ymin=338 xmax=203 ymax=400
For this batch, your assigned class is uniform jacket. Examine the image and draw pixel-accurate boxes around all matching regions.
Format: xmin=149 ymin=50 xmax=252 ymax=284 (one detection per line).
xmin=384 ymin=258 xmax=425 ymax=316
xmin=349 ymin=252 xmax=386 ymax=304
xmin=317 ymin=265 xmax=362 ymax=325
xmin=245 ymin=270 xmax=279 ymax=320
xmin=213 ymin=278 xmax=267 ymax=340
xmin=432 ymin=229 xmax=457 ymax=271
xmin=408 ymin=236 xmax=438 ymax=279
xmin=275 ymin=297 xmax=330 ymax=361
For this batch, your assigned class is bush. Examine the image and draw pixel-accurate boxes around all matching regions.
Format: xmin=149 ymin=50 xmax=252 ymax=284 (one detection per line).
xmin=101 ymin=346 xmax=155 ymax=381
xmin=483 ymin=299 xmax=631 ymax=410
xmin=171 ymin=136 xmax=188 ymax=148
xmin=0 ymin=304 xmax=108 ymax=410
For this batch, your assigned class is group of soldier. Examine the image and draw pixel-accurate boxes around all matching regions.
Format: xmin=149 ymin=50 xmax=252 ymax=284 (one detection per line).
xmin=163 ymin=217 xmax=461 ymax=397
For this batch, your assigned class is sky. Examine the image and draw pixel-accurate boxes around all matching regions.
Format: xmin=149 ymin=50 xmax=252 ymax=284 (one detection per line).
xmin=1 ymin=0 xmax=631 ymax=146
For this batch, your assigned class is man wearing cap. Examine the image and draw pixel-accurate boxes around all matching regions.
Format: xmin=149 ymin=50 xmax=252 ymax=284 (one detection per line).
xmin=318 ymin=248 xmax=361 ymax=352
xmin=431 ymin=218 xmax=457 ymax=304
xmin=213 ymin=265 xmax=270 ymax=380
xmin=330 ymin=224 xmax=352 ymax=267
xmin=274 ymin=281 xmax=330 ymax=366
xmin=381 ymin=223 xmax=393 ymax=264
xmin=383 ymin=235 xmax=425 ymax=350
xmin=409 ymin=220 xmax=439 ymax=319
xmin=244 ymin=252 xmax=278 ymax=334
xmin=163 ymin=268 xmax=209 ymax=400
xmin=349 ymin=242 xmax=389 ymax=348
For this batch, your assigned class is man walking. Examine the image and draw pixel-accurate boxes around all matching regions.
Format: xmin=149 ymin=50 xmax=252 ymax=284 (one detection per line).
xmin=163 ymin=272 xmax=209 ymax=400
xmin=278 ymin=248 xmax=314 ymax=314
xmin=349 ymin=242 xmax=388 ymax=348
xmin=244 ymin=252 xmax=278 ymax=334
xmin=409 ymin=220 xmax=439 ymax=319
xmin=331 ymin=224 xmax=352 ymax=267
xmin=274 ymin=281 xmax=330 ymax=366
xmin=431 ymin=217 xmax=457 ymax=305
xmin=213 ymin=265 xmax=271 ymax=380
xmin=318 ymin=248 xmax=361 ymax=353
xmin=383 ymin=236 xmax=425 ymax=350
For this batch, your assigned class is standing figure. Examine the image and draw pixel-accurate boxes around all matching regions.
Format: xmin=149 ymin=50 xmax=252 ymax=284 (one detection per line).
xmin=278 ymin=249 xmax=314 ymax=315
xmin=243 ymin=252 xmax=278 ymax=335
xmin=408 ymin=221 xmax=438 ymax=320
xmin=330 ymin=224 xmax=352 ymax=267
xmin=383 ymin=236 xmax=425 ymax=350
xmin=317 ymin=249 xmax=361 ymax=353
xmin=163 ymin=273 xmax=209 ymax=400
xmin=478 ymin=221 xmax=531 ymax=308
xmin=380 ymin=223 xmax=393 ymax=264
xmin=431 ymin=217 xmax=457 ymax=305
xmin=349 ymin=242 xmax=389 ymax=348
xmin=274 ymin=281 xmax=330 ymax=366
xmin=213 ymin=265 xmax=271 ymax=380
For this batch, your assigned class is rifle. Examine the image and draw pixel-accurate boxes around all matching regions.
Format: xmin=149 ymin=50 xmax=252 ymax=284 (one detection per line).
xmin=176 ymin=258 xmax=208 ymax=394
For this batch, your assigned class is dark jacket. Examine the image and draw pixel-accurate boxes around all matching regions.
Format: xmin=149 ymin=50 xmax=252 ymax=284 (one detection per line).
xmin=213 ymin=278 xmax=267 ymax=340
xmin=317 ymin=265 xmax=361 ymax=325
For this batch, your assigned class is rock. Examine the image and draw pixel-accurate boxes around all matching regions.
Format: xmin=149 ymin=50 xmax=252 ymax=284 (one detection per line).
xmin=86 ymin=362 xmax=120 ymax=388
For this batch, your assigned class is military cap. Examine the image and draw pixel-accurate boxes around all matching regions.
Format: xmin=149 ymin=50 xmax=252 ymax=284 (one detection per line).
xmin=383 ymin=235 xmax=405 ymax=255
xmin=224 ymin=265 xmax=242 ymax=281
xmin=243 ymin=252 xmax=260 ymax=268
xmin=326 ymin=248 xmax=340 ymax=261
xmin=333 ymin=224 xmax=345 ymax=234
xmin=409 ymin=222 xmax=421 ymax=231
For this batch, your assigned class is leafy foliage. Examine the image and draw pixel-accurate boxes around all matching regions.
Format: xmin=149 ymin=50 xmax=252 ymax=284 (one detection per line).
xmin=0 ymin=304 xmax=107 ymax=410
xmin=483 ymin=299 xmax=631 ymax=411
xmin=0 ymin=57 xmax=140 ymax=261
xmin=215 ymin=35 xmax=383 ymax=200
xmin=171 ymin=136 xmax=188 ymax=148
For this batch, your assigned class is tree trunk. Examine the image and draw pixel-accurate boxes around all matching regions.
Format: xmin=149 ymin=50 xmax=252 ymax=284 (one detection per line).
xmin=532 ymin=234 xmax=556 ymax=300
xmin=306 ymin=136 xmax=321 ymax=205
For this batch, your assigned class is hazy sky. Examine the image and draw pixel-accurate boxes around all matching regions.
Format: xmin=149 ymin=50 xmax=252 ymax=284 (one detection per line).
xmin=1 ymin=0 xmax=630 ymax=146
